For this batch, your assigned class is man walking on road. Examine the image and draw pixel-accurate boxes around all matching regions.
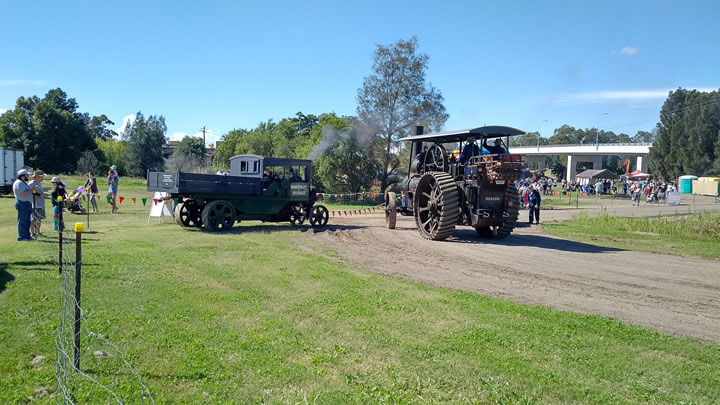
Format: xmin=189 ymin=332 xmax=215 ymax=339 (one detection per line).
xmin=528 ymin=185 xmax=541 ymax=224
xmin=13 ymin=169 xmax=39 ymax=241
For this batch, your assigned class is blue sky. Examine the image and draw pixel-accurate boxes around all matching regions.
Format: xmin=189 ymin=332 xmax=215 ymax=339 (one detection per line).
xmin=1 ymin=0 xmax=718 ymax=146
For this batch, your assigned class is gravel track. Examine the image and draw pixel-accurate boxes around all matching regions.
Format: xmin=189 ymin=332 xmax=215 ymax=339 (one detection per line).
xmin=302 ymin=196 xmax=720 ymax=341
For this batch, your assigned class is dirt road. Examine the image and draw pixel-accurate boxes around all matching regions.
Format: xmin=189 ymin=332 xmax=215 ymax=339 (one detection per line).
xmin=302 ymin=196 xmax=720 ymax=341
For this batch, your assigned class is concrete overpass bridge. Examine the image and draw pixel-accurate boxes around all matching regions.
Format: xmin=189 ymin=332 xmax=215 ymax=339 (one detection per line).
xmin=508 ymin=143 xmax=652 ymax=181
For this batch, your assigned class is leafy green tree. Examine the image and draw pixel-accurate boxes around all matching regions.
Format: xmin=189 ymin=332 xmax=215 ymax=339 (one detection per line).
xmin=0 ymin=88 xmax=96 ymax=173
xmin=273 ymin=112 xmax=319 ymax=159
xmin=357 ymin=36 xmax=448 ymax=192
xmin=234 ymin=120 xmax=275 ymax=157
xmin=632 ymin=130 xmax=655 ymax=143
xmin=88 ymin=114 xmax=117 ymax=140
xmin=122 ymin=112 xmax=167 ymax=177
xmin=96 ymin=138 xmax=127 ymax=175
xmin=213 ymin=129 xmax=248 ymax=168
xmin=174 ymin=136 xmax=206 ymax=159
xmin=510 ymin=131 xmax=549 ymax=148
xmin=651 ymin=88 xmax=720 ymax=178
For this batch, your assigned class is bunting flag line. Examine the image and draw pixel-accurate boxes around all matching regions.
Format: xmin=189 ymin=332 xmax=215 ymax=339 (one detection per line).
xmin=119 ymin=197 xmax=125 ymax=204
xmin=173 ymin=198 xmax=179 ymax=205
xmin=106 ymin=196 xmax=112 ymax=203
xmin=164 ymin=200 xmax=170 ymax=205
xmin=132 ymin=197 xmax=136 ymax=204
xmin=153 ymin=199 xmax=158 ymax=205
xmin=81 ymin=195 xmax=86 ymax=202
xmin=142 ymin=198 xmax=147 ymax=206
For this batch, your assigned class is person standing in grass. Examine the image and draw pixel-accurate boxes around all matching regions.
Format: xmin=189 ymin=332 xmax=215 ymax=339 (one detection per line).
xmin=28 ymin=170 xmax=47 ymax=238
xmin=50 ymin=177 xmax=68 ymax=232
xmin=107 ymin=166 xmax=119 ymax=213
xmin=84 ymin=171 xmax=99 ymax=212
xmin=13 ymin=169 xmax=40 ymax=241
xmin=528 ymin=185 xmax=541 ymax=225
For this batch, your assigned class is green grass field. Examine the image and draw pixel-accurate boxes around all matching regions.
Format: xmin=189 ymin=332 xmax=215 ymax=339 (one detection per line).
xmin=545 ymin=211 xmax=720 ymax=259
xmin=1 ymin=192 xmax=719 ymax=403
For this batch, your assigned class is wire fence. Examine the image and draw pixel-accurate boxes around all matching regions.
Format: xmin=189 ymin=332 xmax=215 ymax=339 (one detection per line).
xmin=316 ymin=191 xmax=384 ymax=206
xmin=49 ymin=219 xmax=153 ymax=405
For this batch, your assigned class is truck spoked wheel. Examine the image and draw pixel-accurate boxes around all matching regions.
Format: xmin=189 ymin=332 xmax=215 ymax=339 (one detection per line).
xmin=175 ymin=200 xmax=203 ymax=227
xmin=414 ymin=172 xmax=459 ymax=240
xmin=201 ymin=200 xmax=236 ymax=232
xmin=384 ymin=192 xmax=396 ymax=229
xmin=309 ymin=205 xmax=329 ymax=227
xmin=290 ymin=205 xmax=306 ymax=225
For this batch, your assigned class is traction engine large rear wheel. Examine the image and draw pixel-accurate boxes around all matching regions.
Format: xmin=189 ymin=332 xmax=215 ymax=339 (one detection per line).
xmin=414 ymin=172 xmax=459 ymax=240
xmin=201 ymin=200 xmax=236 ymax=232
xmin=385 ymin=192 xmax=396 ymax=229
xmin=475 ymin=183 xmax=520 ymax=239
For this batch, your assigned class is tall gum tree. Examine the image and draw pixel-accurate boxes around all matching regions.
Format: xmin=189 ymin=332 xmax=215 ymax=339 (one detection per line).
xmin=356 ymin=36 xmax=448 ymax=192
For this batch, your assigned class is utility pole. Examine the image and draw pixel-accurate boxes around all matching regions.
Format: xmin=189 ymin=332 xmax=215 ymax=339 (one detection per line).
xmin=537 ymin=119 xmax=547 ymax=150
xmin=201 ymin=126 xmax=207 ymax=147
xmin=596 ymin=112 xmax=608 ymax=149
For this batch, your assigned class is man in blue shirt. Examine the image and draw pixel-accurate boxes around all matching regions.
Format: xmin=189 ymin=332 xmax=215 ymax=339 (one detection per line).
xmin=484 ymin=138 xmax=508 ymax=154
xmin=458 ymin=136 xmax=480 ymax=164
xmin=528 ymin=185 xmax=541 ymax=224
xmin=13 ymin=169 xmax=39 ymax=241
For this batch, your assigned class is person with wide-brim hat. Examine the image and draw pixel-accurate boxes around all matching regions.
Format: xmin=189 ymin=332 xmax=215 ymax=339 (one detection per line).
xmin=13 ymin=169 xmax=40 ymax=241
xmin=28 ymin=170 xmax=47 ymax=238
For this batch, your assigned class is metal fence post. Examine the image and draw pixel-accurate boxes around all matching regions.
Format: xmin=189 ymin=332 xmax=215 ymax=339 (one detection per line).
xmin=73 ymin=223 xmax=83 ymax=371
xmin=58 ymin=197 xmax=64 ymax=274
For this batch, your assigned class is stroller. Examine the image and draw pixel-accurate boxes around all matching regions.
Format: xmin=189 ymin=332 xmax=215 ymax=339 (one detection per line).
xmin=646 ymin=191 xmax=659 ymax=204
xmin=67 ymin=189 xmax=88 ymax=215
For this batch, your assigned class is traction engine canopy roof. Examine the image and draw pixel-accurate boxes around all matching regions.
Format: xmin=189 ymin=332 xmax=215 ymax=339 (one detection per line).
xmin=399 ymin=126 xmax=526 ymax=143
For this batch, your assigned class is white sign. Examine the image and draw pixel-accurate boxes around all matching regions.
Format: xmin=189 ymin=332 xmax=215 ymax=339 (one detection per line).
xmin=148 ymin=192 xmax=173 ymax=223
xmin=666 ymin=192 xmax=682 ymax=206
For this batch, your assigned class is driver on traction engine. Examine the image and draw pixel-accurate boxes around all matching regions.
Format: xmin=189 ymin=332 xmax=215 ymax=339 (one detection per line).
xmin=458 ymin=136 xmax=480 ymax=165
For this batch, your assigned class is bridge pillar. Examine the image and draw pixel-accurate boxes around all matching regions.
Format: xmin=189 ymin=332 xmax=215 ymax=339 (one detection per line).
xmin=525 ymin=155 xmax=546 ymax=171
xmin=566 ymin=155 xmax=576 ymax=181
xmin=636 ymin=156 xmax=648 ymax=173
xmin=592 ymin=156 xmax=603 ymax=170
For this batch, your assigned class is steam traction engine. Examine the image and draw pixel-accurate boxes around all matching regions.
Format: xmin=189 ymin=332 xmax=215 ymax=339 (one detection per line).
xmin=385 ymin=126 xmax=525 ymax=240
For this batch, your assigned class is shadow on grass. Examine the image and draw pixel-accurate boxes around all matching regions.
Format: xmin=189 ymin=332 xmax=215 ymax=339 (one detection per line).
xmin=0 ymin=265 xmax=15 ymax=293
xmin=447 ymin=228 xmax=625 ymax=253
xmin=180 ymin=223 xmax=368 ymax=235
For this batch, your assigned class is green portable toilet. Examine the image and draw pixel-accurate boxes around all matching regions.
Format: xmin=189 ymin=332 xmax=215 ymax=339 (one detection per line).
xmin=678 ymin=175 xmax=697 ymax=193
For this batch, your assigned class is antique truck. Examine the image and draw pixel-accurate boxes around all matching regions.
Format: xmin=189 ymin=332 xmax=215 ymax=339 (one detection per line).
xmin=147 ymin=155 xmax=328 ymax=231
xmin=385 ymin=126 xmax=525 ymax=240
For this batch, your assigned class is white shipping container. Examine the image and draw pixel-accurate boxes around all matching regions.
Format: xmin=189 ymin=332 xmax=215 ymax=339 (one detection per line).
xmin=1 ymin=148 xmax=25 ymax=193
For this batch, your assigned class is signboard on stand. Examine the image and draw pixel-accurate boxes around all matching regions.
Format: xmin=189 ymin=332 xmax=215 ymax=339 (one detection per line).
xmin=148 ymin=192 xmax=173 ymax=223
xmin=666 ymin=192 xmax=682 ymax=206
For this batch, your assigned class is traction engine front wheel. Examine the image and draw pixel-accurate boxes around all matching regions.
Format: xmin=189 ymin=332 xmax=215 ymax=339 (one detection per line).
xmin=385 ymin=192 xmax=396 ymax=229
xmin=414 ymin=172 xmax=459 ymax=240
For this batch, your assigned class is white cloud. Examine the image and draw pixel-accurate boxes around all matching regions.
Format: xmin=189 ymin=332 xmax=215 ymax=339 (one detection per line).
xmin=557 ymin=87 xmax=718 ymax=104
xmin=114 ymin=114 xmax=136 ymax=137
xmin=170 ymin=132 xmax=189 ymax=141
xmin=0 ymin=79 xmax=47 ymax=86
xmin=0 ymin=108 xmax=7 ymax=114
xmin=620 ymin=46 xmax=639 ymax=55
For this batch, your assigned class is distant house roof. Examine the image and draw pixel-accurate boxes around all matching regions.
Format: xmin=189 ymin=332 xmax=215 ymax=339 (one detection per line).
xmin=576 ymin=169 xmax=618 ymax=179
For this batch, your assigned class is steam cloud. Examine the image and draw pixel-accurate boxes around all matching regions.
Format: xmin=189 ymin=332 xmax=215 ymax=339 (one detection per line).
xmin=308 ymin=120 xmax=377 ymax=160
